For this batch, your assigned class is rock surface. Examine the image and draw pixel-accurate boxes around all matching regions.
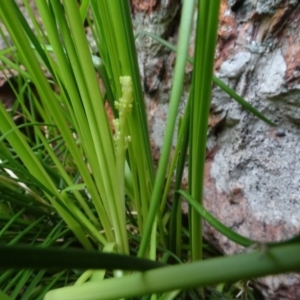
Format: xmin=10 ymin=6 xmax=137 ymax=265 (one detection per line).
xmin=132 ymin=0 xmax=300 ymax=298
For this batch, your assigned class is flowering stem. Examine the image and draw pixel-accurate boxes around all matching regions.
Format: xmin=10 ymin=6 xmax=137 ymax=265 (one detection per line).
xmin=113 ymin=76 xmax=133 ymax=253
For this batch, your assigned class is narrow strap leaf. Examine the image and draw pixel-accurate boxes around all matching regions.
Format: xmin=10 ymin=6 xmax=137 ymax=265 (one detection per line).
xmin=0 ymin=246 xmax=166 ymax=270
xmin=178 ymin=190 xmax=254 ymax=247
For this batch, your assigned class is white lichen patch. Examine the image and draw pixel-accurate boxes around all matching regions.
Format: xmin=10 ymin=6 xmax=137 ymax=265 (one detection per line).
xmin=258 ymin=50 xmax=287 ymax=96
xmin=218 ymin=51 xmax=252 ymax=79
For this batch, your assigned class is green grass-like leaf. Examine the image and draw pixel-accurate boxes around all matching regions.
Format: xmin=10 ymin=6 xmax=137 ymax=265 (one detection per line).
xmin=0 ymin=246 xmax=165 ymax=270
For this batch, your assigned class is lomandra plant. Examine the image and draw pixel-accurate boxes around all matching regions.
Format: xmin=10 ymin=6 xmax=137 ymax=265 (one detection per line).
xmin=0 ymin=1 xmax=299 ymax=300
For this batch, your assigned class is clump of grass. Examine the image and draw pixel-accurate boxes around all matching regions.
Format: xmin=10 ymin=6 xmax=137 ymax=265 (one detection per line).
xmin=0 ymin=1 xmax=299 ymax=300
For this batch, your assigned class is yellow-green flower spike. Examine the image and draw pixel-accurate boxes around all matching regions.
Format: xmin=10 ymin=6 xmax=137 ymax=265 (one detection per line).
xmin=113 ymin=76 xmax=133 ymax=150
xmin=115 ymin=76 xmax=133 ymax=113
